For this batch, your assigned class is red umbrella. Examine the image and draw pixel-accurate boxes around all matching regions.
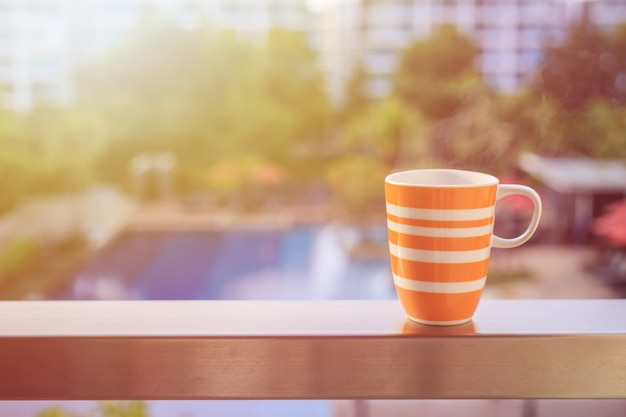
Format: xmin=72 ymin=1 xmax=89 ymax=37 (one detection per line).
xmin=592 ymin=200 xmax=626 ymax=247
xmin=498 ymin=176 xmax=537 ymax=213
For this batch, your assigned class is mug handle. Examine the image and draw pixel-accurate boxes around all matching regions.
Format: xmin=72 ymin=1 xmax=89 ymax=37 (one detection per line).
xmin=491 ymin=184 xmax=543 ymax=249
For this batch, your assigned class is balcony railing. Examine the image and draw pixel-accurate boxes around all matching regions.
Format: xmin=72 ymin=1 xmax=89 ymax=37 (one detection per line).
xmin=0 ymin=299 xmax=625 ymax=400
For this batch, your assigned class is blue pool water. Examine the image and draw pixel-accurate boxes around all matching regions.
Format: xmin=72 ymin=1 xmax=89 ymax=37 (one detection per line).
xmin=64 ymin=224 xmax=394 ymax=302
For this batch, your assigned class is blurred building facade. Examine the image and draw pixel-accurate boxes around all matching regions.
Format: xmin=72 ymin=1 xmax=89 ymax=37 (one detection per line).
xmin=321 ymin=0 xmax=626 ymax=105
xmin=0 ymin=0 xmax=626 ymax=111
xmin=0 ymin=0 xmax=316 ymax=111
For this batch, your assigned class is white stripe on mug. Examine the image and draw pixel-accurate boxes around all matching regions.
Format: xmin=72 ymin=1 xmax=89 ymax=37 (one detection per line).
xmin=386 ymin=219 xmax=493 ymax=238
xmin=385 ymin=202 xmax=495 ymax=221
xmin=393 ymin=274 xmax=487 ymax=294
xmin=389 ymin=243 xmax=491 ymax=263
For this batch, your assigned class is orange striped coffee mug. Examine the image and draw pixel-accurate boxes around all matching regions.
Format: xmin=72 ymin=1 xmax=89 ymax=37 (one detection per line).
xmin=385 ymin=169 xmax=542 ymax=326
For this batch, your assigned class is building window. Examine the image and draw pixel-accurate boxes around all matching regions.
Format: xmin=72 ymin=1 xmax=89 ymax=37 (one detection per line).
xmin=363 ymin=50 xmax=398 ymax=75
xmin=364 ymin=76 xmax=392 ymax=98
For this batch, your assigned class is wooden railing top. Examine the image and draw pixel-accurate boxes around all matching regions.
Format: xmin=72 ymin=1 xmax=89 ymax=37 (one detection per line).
xmin=1 ymin=299 xmax=625 ymax=400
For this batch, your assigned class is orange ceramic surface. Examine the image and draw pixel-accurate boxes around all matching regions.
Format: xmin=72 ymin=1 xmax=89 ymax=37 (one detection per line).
xmin=394 ymin=286 xmax=483 ymax=323
xmin=384 ymin=170 xmax=506 ymax=324
xmin=385 ymin=182 xmax=497 ymax=210
xmin=387 ymin=229 xmax=492 ymax=251
xmin=386 ymin=214 xmax=494 ymax=228
xmin=389 ymin=254 xmax=490 ymax=283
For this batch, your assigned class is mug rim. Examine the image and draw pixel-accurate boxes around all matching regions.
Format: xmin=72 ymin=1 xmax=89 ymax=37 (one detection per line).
xmin=385 ymin=169 xmax=499 ymax=188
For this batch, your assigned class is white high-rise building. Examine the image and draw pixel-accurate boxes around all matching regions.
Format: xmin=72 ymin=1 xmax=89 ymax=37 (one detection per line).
xmin=318 ymin=0 xmax=360 ymax=105
xmin=320 ymin=0 xmax=626 ymax=106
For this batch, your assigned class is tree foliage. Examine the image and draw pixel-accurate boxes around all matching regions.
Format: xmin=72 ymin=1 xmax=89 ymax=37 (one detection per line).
xmin=535 ymin=23 xmax=626 ymax=114
xmin=340 ymin=63 xmax=369 ymax=118
xmin=429 ymin=88 xmax=517 ymax=174
xmin=261 ymin=30 xmax=329 ymax=146
xmin=327 ymin=97 xmax=428 ymax=217
xmin=394 ymin=25 xmax=481 ymax=120
xmin=530 ymin=23 xmax=626 ymax=158
xmin=78 ymin=21 xmax=329 ymax=194
xmin=38 ymin=402 xmax=147 ymax=417
xmin=3 ymin=17 xmax=626 ymax=221
xmin=341 ymin=97 xmax=426 ymax=168
xmin=0 ymin=106 xmax=93 ymax=212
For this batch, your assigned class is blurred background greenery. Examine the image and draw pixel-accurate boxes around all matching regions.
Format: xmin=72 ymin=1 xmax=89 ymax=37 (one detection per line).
xmin=1 ymin=20 xmax=625 ymax=216
xmin=1 ymin=15 xmax=625 ymax=291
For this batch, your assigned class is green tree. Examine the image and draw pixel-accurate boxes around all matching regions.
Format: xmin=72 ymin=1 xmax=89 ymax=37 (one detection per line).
xmin=0 ymin=105 xmax=93 ymax=213
xmin=0 ymin=237 xmax=38 ymax=284
xmin=428 ymin=88 xmax=519 ymax=174
xmin=560 ymin=99 xmax=626 ymax=158
xmin=0 ymin=110 xmax=32 ymax=211
xmin=325 ymin=153 xmax=387 ymax=220
xmin=98 ymin=402 xmax=148 ymax=417
xmin=258 ymin=30 xmax=331 ymax=179
xmin=78 ymin=22 xmax=263 ymax=190
xmin=341 ymin=97 xmax=427 ymax=169
xmin=394 ymin=25 xmax=481 ymax=120
xmin=327 ymin=97 xmax=428 ymax=218
xmin=527 ymin=23 xmax=626 ymax=159
xmin=38 ymin=402 xmax=147 ymax=417
xmin=340 ymin=64 xmax=369 ymax=118
xmin=20 ymin=105 xmax=96 ymax=194
xmin=78 ymin=22 xmax=330 ymax=196
xmin=534 ymin=23 xmax=626 ymax=114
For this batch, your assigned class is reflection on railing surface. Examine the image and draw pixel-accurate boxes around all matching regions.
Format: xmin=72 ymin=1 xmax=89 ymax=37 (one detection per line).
xmin=0 ymin=299 xmax=625 ymax=400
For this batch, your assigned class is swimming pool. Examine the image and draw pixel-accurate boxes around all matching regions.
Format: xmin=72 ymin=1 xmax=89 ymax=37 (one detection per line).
xmin=64 ymin=224 xmax=394 ymax=301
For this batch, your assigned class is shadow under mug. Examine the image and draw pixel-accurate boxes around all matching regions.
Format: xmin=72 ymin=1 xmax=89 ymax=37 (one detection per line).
xmin=385 ymin=169 xmax=542 ymax=326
